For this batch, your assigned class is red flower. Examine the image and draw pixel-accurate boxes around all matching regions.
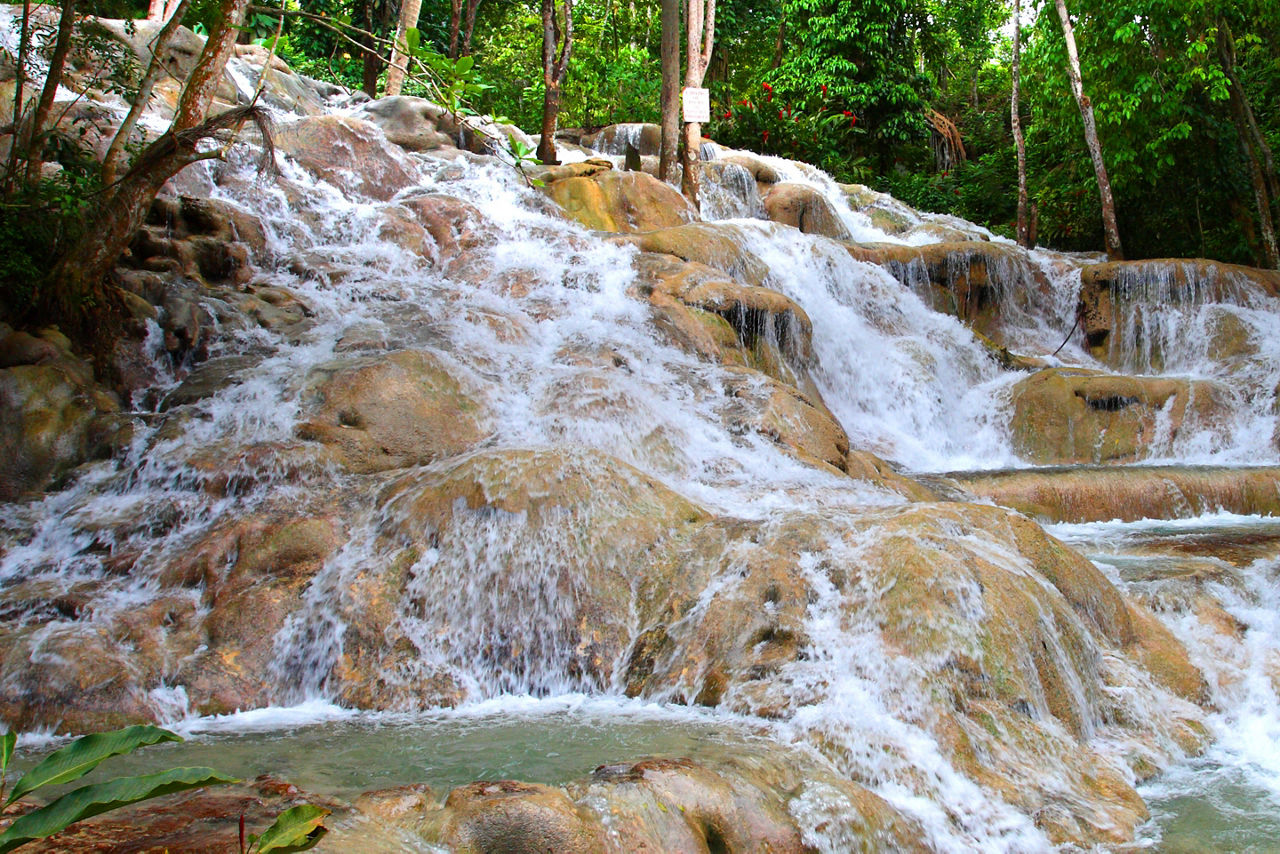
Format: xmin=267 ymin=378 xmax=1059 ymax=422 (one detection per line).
xmin=849 ymin=115 xmax=858 ymax=127
xmin=821 ymin=84 xmax=828 ymax=95
xmin=762 ymin=82 xmax=772 ymax=92
xmin=767 ymin=93 xmax=773 ymax=102
xmin=723 ymin=109 xmax=733 ymax=119
xmin=779 ymin=109 xmax=785 ymax=120
xmin=762 ymin=130 xmax=769 ymax=142
xmin=841 ymin=110 xmax=852 ymax=117
xmin=786 ymin=104 xmax=793 ymax=117
xmin=740 ymin=98 xmax=750 ymax=106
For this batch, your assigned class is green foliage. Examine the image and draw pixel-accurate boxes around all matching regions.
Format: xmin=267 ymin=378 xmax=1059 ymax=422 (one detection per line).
xmin=404 ymin=29 xmax=491 ymax=117
xmin=246 ymin=804 xmax=330 ymax=854
xmin=0 ymin=726 xmax=329 ymax=853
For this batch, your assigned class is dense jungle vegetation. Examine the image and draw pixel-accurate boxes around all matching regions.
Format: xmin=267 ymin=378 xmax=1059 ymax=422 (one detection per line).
xmin=265 ymin=0 xmax=1280 ymax=266
xmin=2 ymin=0 xmax=1279 ymax=338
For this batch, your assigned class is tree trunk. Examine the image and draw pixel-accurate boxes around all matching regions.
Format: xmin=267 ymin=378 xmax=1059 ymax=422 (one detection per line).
xmin=23 ymin=0 xmax=78 ymax=184
xmin=147 ymin=0 xmax=166 ymax=20
xmin=680 ymin=0 xmax=715 ymax=204
xmin=49 ymin=0 xmax=254 ymax=326
xmin=385 ymin=0 xmax=424 ymax=97
xmin=462 ymin=0 xmax=481 ymax=57
xmin=1054 ymin=0 xmax=1123 ymax=260
xmin=1218 ymin=15 xmax=1278 ymax=268
xmin=448 ymin=0 xmax=463 ymax=58
xmin=103 ymin=0 xmax=192 ymax=187
xmin=657 ymin=0 xmax=680 ymax=181
xmin=536 ymin=0 xmax=573 ymax=165
xmin=1011 ymin=0 xmax=1030 ymax=248
xmin=772 ymin=15 xmax=785 ymax=69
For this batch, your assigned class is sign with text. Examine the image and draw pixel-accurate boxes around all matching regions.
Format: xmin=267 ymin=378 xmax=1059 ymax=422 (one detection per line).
xmin=682 ymin=87 xmax=710 ymax=123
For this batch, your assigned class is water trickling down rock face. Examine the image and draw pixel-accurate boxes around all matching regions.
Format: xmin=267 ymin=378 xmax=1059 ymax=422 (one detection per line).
xmin=4 ymin=27 xmax=1280 ymax=852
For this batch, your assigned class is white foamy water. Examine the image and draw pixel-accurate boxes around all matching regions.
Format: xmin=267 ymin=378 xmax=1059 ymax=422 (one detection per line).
xmin=4 ymin=46 xmax=1280 ymax=848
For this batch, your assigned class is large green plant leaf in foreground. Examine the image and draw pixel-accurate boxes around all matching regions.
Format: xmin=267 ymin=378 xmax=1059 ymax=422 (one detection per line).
xmin=5 ymin=725 xmax=182 ymax=804
xmin=0 ymin=766 xmax=237 ymax=852
xmin=251 ymin=803 xmax=331 ymax=853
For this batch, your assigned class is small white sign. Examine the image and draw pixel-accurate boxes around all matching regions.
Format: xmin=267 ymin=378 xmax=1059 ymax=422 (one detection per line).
xmin=682 ymin=87 xmax=710 ymax=123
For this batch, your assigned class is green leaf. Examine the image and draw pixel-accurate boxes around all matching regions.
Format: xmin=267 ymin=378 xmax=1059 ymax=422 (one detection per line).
xmin=455 ymin=55 xmax=474 ymax=76
xmin=0 ymin=767 xmax=236 ymax=852
xmin=0 ymin=732 xmax=14 ymax=776
xmin=252 ymin=804 xmax=330 ymax=853
xmin=405 ymin=27 xmax=421 ymax=54
xmin=7 ymin=726 xmax=183 ymax=805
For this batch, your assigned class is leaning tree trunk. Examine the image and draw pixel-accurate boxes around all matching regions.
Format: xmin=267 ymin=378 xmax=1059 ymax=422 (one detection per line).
xmin=462 ymin=0 xmax=481 ymax=57
xmin=1011 ymin=0 xmax=1030 ymax=248
xmin=385 ymin=0 xmax=423 ymax=97
xmin=657 ymin=0 xmax=680 ymax=181
xmin=1054 ymin=0 xmax=1122 ymax=259
xmin=680 ymin=0 xmax=715 ymax=204
xmin=22 ymin=0 xmax=78 ymax=184
xmin=536 ymin=0 xmax=573 ymax=165
xmin=46 ymin=0 xmax=254 ymax=328
xmin=448 ymin=0 xmax=463 ymax=58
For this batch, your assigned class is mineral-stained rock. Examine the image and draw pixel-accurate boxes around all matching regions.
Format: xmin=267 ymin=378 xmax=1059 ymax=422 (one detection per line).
xmin=581 ymin=122 xmax=662 ymax=155
xmin=294 ymin=349 xmax=492 ymax=474
xmin=763 ymin=182 xmax=852 ymax=241
xmin=434 ymin=780 xmax=606 ymax=853
xmin=0 ymin=357 xmax=120 ymax=501
xmin=616 ymin=222 xmax=773 ymax=287
xmin=546 ymin=170 xmax=697 ymax=233
xmin=1008 ymin=368 xmax=1233 ymax=465
xmin=273 ymin=115 xmax=419 ymax=201
xmin=359 ymin=95 xmax=458 ymax=151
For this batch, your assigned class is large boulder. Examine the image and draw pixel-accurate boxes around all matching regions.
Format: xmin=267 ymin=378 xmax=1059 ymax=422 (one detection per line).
xmin=616 ymin=222 xmax=773 ymax=287
xmin=359 ymin=95 xmax=458 ymax=151
xmin=273 ymin=115 xmax=419 ymax=201
xmin=294 ymin=349 xmax=492 ymax=474
xmin=1079 ymin=258 xmax=1280 ymax=366
xmin=0 ymin=337 xmax=120 ymax=501
xmin=581 ymin=122 xmax=662 ymax=155
xmin=847 ymin=241 xmax=1044 ymax=339
xmin=762 ymin=182 xmax=852 ymax=241
xmin=1009 ymin=368 xmax=1233 ymax=465
xmin=546 ymin=170 xmax=697 ymax=233
xmin=326 ymin=448 xmax=713 ymax=709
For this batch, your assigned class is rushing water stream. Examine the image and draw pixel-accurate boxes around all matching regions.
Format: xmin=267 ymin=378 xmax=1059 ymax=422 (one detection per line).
xmin=4 ymin=34 xmax=1280 ymax=849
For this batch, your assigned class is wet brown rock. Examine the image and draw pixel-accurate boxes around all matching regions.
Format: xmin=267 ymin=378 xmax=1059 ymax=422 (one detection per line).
xmin=294 ymin=349 xmax=491 ymax=474
xmin=0 ymin=361 xmax=120 ymax=500
xmin=399 ymin=193 xmax=491 ymax=268
xmin=950 ymin=465 xmax=1280 ymax=523
xmin=359 ymin=95 xmax=457 ymax=151
xmin=1079 ymin=258 xmax=1280 ymax=361
xmin=581 ymin=122 xmax=662 ymax=155
xmin=763 ymin=182 xmax=852 ymax=241
xmin=720 ymin=153 xmax=780 ymax=191
xmin=274 ymin=115 xmax=418 ymax=201
xmin=847 ymin=241 xmax=1038 ymax=337
xmin=617 ymin=222 xmax=772 ymax=287
xmin=722 ymin=366 xmax=849 ymax=471
xmin=547 ymin=170 xmax=697 ymax=233
xmin=434 ymin=780 xmax=605 ymax=853
xmin=1009 ymin=368 xmax=1233 ymax=465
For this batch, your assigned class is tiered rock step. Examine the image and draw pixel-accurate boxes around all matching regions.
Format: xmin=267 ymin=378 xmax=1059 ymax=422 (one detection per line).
xmin=942 ymin=465 xmax=1280 ymax=523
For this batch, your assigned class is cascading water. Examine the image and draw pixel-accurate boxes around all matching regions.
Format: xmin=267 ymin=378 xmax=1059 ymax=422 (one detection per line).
xmin=4 ymin=27 xmax=1280 ymax=849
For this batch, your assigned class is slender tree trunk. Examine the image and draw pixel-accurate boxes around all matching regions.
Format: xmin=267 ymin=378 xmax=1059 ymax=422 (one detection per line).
xmin=680 ymin=0 xmax=715 ymax=204
xmin=1010 ymin=0 xmax=1030 ymax=248
xmin=147 ymin=0 xmax=166 ymax=20
xmin=23 ymin=0 xmax=78 ymax=184
xmin=1217 ymin=15 xmax=1278 ymax=267
xmin=462 ymin=0 xmax=481 ymax=57
xmin=385 ymin=0 xmax=424 ymax=97
xmin=772 ymin=15 xmax=785 ymax=69
xmin=103 ymin=0 xmax=192 ymax=187
xmin=658 ymin=0 xmax=680 ymax=181
xmin=1054 ymin=0 xmax=1123 ymax=259
xmin=448 ymin=0 xmax=463 ymax=58
xmin=536 ymin=0 xmax=573 ymax=165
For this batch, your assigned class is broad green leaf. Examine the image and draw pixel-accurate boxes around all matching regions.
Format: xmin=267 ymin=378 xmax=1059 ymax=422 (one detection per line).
xmin=455 ymin=55 xmax=474 ymax=76
xmin=252 ymin=804 xmax=330 ymax=853
xmin=405 ymin=27 xmax=421 ymax=53
xmin=0 ymin=767 xmax=236 ymax=852
xmin=6 ymin=726 xmax=182 ymax=805
xmin=0 ymin=732 xmax=14 ymax=775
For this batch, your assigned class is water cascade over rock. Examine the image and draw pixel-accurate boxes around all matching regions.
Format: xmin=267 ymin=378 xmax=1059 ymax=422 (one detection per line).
xmin=4 ymin=14 xmax=1280 ymax=851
